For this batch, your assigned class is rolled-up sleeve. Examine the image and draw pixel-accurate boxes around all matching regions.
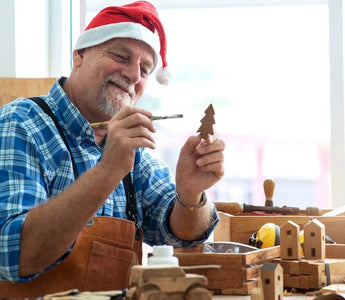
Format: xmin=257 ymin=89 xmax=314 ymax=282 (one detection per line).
xmin=0 ymin=211 xmax=27 ymax=281
xmin=0 ymin=104 xmax=59 ymax=281
xmin=134 ymin=148 xmax=219 ymax=247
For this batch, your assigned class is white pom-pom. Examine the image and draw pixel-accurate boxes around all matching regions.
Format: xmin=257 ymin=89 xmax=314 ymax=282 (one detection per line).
xmin=155 ymin=67 xmax=172 ymax=85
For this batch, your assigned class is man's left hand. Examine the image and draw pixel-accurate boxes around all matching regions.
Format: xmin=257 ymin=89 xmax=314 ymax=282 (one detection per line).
xmin=175 ymin=134 xmax=225 ymax=196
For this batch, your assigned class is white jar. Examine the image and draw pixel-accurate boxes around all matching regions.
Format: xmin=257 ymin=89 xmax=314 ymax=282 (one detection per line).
xmin=148 ymin=245 xmax=179 ymax=266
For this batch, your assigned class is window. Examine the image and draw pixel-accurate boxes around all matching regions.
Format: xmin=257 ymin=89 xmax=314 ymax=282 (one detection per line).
xmin=2 ymin=0 xmax=333 ymax=209
xmin=85 ymin=1 xmax=330 ymax=208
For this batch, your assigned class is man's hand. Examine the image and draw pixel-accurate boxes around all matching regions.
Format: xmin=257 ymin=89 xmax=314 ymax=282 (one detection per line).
xmin=99 ymin=106 xmax=156 ymax=178
xmin=169 ymin=134 xmax=225 ymax=241
xmin=176 ymin=134 xmax=225 ymax=198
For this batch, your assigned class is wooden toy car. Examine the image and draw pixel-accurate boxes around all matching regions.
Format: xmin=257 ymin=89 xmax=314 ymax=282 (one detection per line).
xmin=125 ymin=265 xmax=212 ymax=299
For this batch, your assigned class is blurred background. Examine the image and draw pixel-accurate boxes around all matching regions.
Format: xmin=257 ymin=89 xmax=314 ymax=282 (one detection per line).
xmin=2 ymin=0 xmax=345 ymax=209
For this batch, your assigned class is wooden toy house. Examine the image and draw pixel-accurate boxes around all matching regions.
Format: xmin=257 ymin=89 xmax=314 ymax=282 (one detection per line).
xmin=261 ymin=263 xmax=284 ymax=300
xmin=303 ymin=219 xmax=326 ymax=260
xmin=280 ymin=220 xmax=301 ymax=260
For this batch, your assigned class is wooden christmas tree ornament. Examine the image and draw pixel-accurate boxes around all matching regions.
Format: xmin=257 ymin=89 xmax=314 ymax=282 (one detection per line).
xmin=197 ymin=104 xmax=215 ymax=139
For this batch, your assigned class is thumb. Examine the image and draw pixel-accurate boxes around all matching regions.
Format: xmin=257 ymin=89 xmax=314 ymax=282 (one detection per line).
xmin=180 ymin=135 xmax=202 ymax=156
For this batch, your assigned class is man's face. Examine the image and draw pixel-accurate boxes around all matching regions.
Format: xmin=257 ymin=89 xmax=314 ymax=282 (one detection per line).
xmin=75 ymin=38 xmax=156 ymax=119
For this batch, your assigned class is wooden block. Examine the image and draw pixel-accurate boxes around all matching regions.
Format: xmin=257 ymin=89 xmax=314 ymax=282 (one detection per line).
xmin=221 ymin=283 xmax=255 ymax=295
xmin=261 ymin=263 xmax=284 ymax=300
xmin=321 ymin=284 xmax=345 ymax=294
xmin=243 ymin=280 xmax=261 ymax=295
xmin=308 ymin=274 xmax=345 ymax=289
xmin=304 ymin=219 xmax=326 ymax=260
xmin=289 ymin=260 xmax=301 ymax=274
xmin=323 ymin=204 xmax=345 ymax=216
xmin=327 ymin=259 xmax=345 ymax=275
xmin=280 ymin=220 xmax=301 ymax=260
xmin=177 ymin=253 xmax=245 ymax=290
xmin=243 ymin=246 xmax=280 ymax=265
xmin=245 ymin=264 xmax=261 ymax=280
xmin=214 ymin=212 xmax=232 ymax=241
xmin=250 ymin=287 xmax=264 ymax=300
xmin=175 ymin=246 xmax=280 ymax=294
xmin=285 ymin=260 xmax=301 ymax=275
xmin=309 ymin=275 xmax=328 ymax=289
xmin=283 ymin=274 xmax=300 ymax=288
xmin=279 ymin=259 xmax=345 ymax=290
xmin=299 ymin=274 xmax=310 ymax=289
xmin=250 ymin=278 xmax=263 ymax=300
xmin=326 ymin=244 xmax=345 ymax=258
xmin=273 ymin=258 xmax=300 ymax=275
xmin=272 ymin=259 xmax=287 ymax=273
xmin=299 ymin=260 xmax=313 ymax=275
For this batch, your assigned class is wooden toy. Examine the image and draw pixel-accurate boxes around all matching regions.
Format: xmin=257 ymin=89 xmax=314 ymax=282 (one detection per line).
xmin=273 ymin=220 xmax=345 ymax=290
xmin=197 ymin=104 xmax=215 ymax=139
xmin=260 ymin=263 xmax=284 ymax=300
xmin=174 ymin=243 xmax=280 ymax=295
xmin=303 ymin=219 xmax=326 ymax=260
xmin=125 ymin=265 xmax=212 ymax=299
xmin=280 ymin=220 xmax=301 ymax=260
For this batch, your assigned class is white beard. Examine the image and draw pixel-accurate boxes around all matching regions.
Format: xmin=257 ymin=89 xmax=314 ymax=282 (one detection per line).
xmin=97 ymin=76 xmax=135 ymax=116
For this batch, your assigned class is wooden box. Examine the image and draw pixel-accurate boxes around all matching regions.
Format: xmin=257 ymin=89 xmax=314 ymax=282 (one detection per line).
xmin=174 ymin=243 xmax=280 ymax=295
xmin=214 ymin=213 xmax=345 ymax=245
xmin=210 ymin=212 xmax=345 ymax=293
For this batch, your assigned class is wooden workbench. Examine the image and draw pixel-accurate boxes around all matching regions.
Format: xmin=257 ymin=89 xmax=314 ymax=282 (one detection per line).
xmin=214 ymin=296 xmax=314 ymax=299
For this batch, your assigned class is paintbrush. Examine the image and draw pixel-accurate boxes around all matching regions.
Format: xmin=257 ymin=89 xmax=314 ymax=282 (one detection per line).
xmin=90 ymin=114 xmax=183 ymax=128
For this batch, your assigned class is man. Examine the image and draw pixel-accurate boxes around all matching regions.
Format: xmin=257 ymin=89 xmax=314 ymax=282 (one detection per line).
xmin=0 ymin=1 xmax=225 ymax=297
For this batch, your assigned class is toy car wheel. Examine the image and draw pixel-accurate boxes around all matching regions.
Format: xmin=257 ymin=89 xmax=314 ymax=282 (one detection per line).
xmin=140 ymin=284 xmax=166 ymax=300
xmin=184 ymin=285 xmax=212 ymax=300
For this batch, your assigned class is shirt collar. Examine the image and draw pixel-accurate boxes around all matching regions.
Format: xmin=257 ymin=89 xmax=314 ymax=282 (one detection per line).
xmin=44 ymin=77 xmax=95 ymax=145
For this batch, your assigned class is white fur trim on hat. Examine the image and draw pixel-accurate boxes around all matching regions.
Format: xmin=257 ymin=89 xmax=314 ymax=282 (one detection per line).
xmin=74 ymin=22 xmax=160 ymax=62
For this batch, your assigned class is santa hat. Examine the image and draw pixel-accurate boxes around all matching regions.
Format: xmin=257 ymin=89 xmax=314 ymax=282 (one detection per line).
xmin=74 ymin=1 xmax=171 ymax=85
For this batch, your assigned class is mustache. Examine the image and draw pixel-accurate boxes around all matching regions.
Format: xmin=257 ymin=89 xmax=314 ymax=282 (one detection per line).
xmin=104 ymin=75 xmax=135 ymax=99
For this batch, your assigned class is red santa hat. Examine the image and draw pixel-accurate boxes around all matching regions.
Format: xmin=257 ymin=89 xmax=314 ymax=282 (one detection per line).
xmin=74 ymin=1 xmax=171 ymax=85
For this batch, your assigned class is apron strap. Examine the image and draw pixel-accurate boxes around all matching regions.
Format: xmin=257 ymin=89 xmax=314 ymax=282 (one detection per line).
xmin=30 ymin=97 xmax=140 ymax=235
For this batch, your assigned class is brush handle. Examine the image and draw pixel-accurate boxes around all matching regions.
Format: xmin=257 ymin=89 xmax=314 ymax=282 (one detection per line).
xmin=90 ymin=114 xmax=183 ymax=128
xmin=263 ymin=179 xmax=275 ymax=207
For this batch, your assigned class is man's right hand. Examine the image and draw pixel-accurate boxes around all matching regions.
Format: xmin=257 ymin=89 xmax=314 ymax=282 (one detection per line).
xmin=99 ymin=106 xmax=157 ymax=178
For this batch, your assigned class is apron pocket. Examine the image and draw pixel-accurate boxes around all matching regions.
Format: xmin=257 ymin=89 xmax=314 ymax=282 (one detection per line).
xmin=84 ymin=240 xmax=137 ymax=291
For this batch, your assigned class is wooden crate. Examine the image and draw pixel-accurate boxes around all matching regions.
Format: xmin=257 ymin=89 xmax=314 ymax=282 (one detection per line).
xmin=174 ymin=245 xmax=280 ymax=295
xmin=212 ymin=213 xmax=345 ymax=293
xmin=214 ymin=213 xmax=345 ymax=245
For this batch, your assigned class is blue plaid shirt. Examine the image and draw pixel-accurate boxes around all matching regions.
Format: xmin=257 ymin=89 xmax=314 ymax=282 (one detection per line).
xmin=0 ymin=77 xmax=218 ymax=282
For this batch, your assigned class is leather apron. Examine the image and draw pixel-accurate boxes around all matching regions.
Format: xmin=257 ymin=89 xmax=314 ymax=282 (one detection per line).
xmin=0 ymin=216 xmax=143 ymax=299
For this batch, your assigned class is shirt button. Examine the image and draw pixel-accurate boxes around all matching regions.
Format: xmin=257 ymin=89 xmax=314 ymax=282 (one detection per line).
xmin=76 ymin=136 xmax=82 ymax=141
xmin=86 ymin=129 xmax=92 ymax=135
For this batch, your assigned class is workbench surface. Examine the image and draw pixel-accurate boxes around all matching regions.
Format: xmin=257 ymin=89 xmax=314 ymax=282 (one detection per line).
xmin=214 ymin=295 xmax=314 ymax=299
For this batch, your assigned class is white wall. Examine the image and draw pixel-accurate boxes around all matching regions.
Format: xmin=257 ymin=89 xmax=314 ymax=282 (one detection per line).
xmin=0 ymin=0 xmax=73 ymax=78
xmin=14 ymin=0 xmax=50 ymax=77
xmin=0 ymin=1 xmax=16 ymax=76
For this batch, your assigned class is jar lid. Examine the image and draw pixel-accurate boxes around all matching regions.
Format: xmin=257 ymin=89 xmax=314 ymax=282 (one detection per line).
xmin=152 ymin=245 xmax=173 ymax=257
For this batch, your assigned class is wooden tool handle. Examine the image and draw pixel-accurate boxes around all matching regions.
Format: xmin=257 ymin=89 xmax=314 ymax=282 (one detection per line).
xmin=263 ymin=179 xmax=275 ymax=207
xmin=213 ymin=202 xmax=243 ymax=215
